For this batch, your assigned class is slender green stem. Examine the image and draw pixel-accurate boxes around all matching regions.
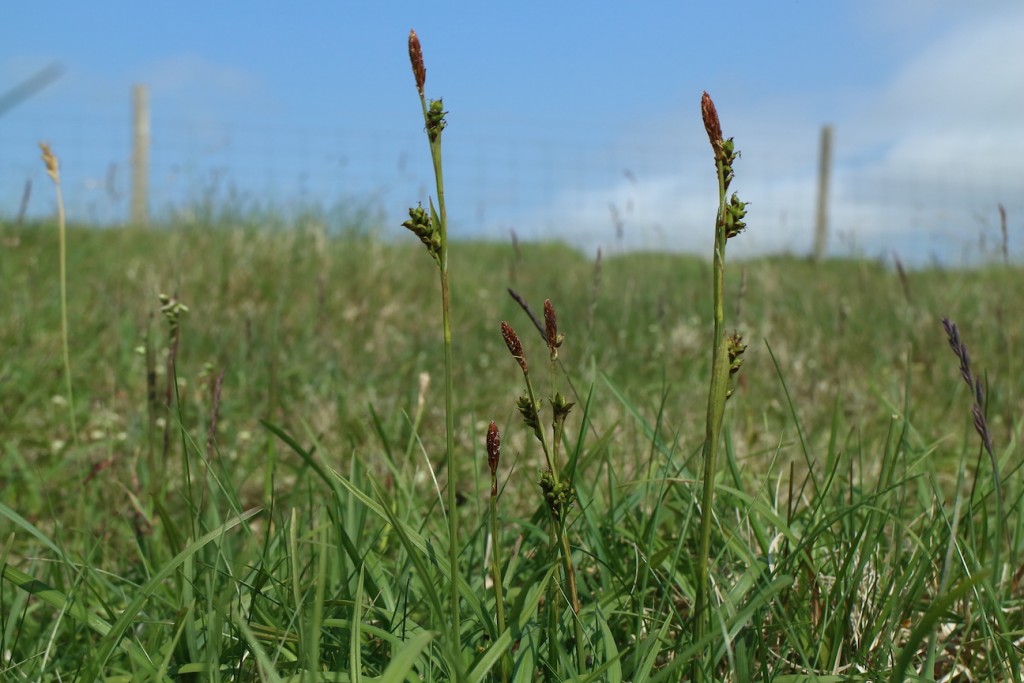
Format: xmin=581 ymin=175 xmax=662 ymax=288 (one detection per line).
xmin=55 ymin=178 xmax=79 ymax=446
xmin=488 ymin=487 xmax=510 ymax=683
xmin=528 ymin=351 xmax=584 ymax=673
xmin=547 ymin=537 xmax=559 ymax=675
xmin=693 ymin=156 xmax=729 ymax=683
xmin=549 ymin=354 xmax=585 ymax=672
xmin=523 ymin=367 xmax=565 ymax=676
xmin=418 ymin=91 xmax=462 ymax=663
xmin=522 ymin=372 xmax=555 ymax=475
xmin=558 ymin=525 xmax=586 ymax=672
xmin=441 ymin=245 xmax=458 ymax=635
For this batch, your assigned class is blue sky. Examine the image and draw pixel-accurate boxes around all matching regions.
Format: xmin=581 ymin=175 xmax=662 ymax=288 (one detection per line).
xmin=3 ymin=1 xmax=1023 ymax=263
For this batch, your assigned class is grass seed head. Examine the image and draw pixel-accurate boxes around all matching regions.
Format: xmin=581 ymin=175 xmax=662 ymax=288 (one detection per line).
xmin=725 ymin=193 xmax=748 ymax=238
xmin=425 ymin=98 xmax=447 ymax=143
xmin=726 ymin=332 xmax=748 ymax=399
xmin=501 ymin=321 xmax=528 ymax=374
xmin=701 ymin=92 xmax=743 ymax=199
xmin=159 ymin=293 xmax=189 ymax=330
xmin=551 ymin=391 xmax=574 ymax=436
xmin=408 ymin=29 xmax=426 ymax=95
xmin=701 ymin=91 xmax=723 ymax=162
xmin=942 ymin=318 xmax=973 ymax=388
xmin=727 ymin=332 xmax=747 ymax=375
xmin=39 ymin=142 xmax=60 ymax=183
xmin=486 ymin=421 xmax=501 ymax=493
xmin=543 ymin=299 xmax=564 ymax=359
xmin=516 ymin=395 xmax=542 ymax=440
xmin=539 ymin=469 xmax=575 ymax=523
xmin=402 ymin=204 xmax=441 ymax=263
xmin=942 ymin=316 xmax=994 ymax=456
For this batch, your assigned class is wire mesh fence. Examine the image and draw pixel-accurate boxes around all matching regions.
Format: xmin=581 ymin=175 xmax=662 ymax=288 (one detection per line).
xmin=2 ymin=109 xmax=1021 ymax=266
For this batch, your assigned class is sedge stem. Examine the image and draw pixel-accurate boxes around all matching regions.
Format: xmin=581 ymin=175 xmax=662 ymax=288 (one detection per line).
xmin=418 ymin=89 xmax=462 ymax=671
xmin=693 ymin=153 xmax=730 ymax=683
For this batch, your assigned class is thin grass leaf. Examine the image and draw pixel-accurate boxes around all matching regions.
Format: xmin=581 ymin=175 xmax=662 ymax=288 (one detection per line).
xmin=631 ymin=604 xmax=678 ymax=683
xmin=311 ymin=509 xmax=330 ymax=676
xmin=0 ymin=563 xmax=169 ymax=681
xmin=378 ymin=630 xmax=435 ymax=683
xmin=83 ymin=508 xmax=262 ymax=679
xmin=264 ymin=419 xmax=388 ymax=602
xmin=0 ymin=502 xmax=65 ymax=557
xmin=350 ymin=566 xmax=364 ymax=683
xmin=155 ymin=605 xmax=191 ymax=681
xmin=889 ymin=570 xmax=990 ymax=683
xmin=600 ymin=372 xmax=674 ymax=461
xmin=596 ymin=612 xmax=624 ymax=683
xmin=466 ymin=567 xmax=551 ymax=683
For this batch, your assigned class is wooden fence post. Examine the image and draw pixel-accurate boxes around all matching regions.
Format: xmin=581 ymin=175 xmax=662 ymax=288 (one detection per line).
xmin=812 ymin=125 xmax=833 ymax=262
xmin=130 ymin=84 xmax=150 ymax=227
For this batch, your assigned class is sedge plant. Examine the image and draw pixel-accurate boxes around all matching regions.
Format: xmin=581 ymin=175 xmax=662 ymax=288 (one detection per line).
xmin=400 ymin=28 xmax=463 ymax=662
xmin=500 ymin=301 xmax=586 ymax=675
xmin=692 ymin=91 xmax=749 ymax=683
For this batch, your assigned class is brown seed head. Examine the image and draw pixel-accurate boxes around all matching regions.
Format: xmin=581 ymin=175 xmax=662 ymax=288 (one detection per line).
xmin=501 ymin=321 xmax=528 ymax=374
xmin=486 ymin=421 xmax=501 ymax=481
xmin=39 ymin=142 xmax=60 ymax=183
xmin=543 ymin=300 xmax=560 ymax=353
xmin=408 ymin=29 xmax=426 ymax=95
xmin=701 ymin=91 xmax=723 ymax=161
xmin=942 ymin=317 xmax=993 ymax=456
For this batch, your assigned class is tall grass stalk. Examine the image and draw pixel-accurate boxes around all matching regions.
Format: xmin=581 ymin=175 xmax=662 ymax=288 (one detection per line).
xmin=692 ymin=92 xmax=748 ymax=683
xmin=942 ymin=317 xmax=1003 ymax=578
xmin=542 ymin=300 xmax=585 ymax=673
xmin=403 ymin=28 xmax=462 ymax=662
xmin=39 ymin=142 xmax=78 ymax=446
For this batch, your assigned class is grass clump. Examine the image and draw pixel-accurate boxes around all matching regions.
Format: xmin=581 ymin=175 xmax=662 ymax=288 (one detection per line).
xmin=2 ymin=31 xmax=1024 ymax=683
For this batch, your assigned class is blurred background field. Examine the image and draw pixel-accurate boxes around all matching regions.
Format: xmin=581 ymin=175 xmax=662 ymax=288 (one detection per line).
xmin=2 ymin=220 xmax=1020 ymax=523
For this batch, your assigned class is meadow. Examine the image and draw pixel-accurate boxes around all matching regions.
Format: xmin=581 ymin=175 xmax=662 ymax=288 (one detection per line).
xmin=1 ymin=216 xmax=1021 ymax=681
xmin=2 ymin=36 xmax=1023 ymax=682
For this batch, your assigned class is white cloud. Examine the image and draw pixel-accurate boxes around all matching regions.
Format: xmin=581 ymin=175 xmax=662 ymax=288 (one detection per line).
xmin=856 ymin=6 xmax=1024 ymax=150
xmin=510 ymin=6 xmax=1024 ymax=265
xmin=862 ymin=0 xmax=1018 ymax=33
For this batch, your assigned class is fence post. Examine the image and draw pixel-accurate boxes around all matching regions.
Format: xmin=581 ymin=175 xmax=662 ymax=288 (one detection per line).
xmin=130 ymin=84 xmax=150 ymax=227
xmin=812 ymin=124 xmax=833 ymax=262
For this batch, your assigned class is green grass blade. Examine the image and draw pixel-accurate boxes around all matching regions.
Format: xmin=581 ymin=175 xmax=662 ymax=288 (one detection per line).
xmin=83 ymin=507 xmax=262 ymax=679
xmin=229 ymin=612 xmax=286 ymax=683
xmin=1 ymin=563 xmax=167 ymax=680
xmin=468 ymin=567 xmax=552 ymax=683
xmin=0 ymin=501 xmax=64 ymax=556
xmin=378 ymin=630 xmax=435 ymax=683
xmin=350 ymin=566 xmax=365 ymax=683
xmin=889 ymin=570 xmax=990 ymax=683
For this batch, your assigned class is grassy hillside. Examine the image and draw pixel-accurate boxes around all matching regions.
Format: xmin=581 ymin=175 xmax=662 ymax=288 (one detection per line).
xmin=1 ymin=222 xmax=1022 ymax=680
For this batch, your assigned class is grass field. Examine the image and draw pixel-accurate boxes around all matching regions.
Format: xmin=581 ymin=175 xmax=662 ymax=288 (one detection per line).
xmin=1 ymin=217 xmax=1022 ymax=681
xmin=2 ymin=36 xmax=1022 ymax=680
